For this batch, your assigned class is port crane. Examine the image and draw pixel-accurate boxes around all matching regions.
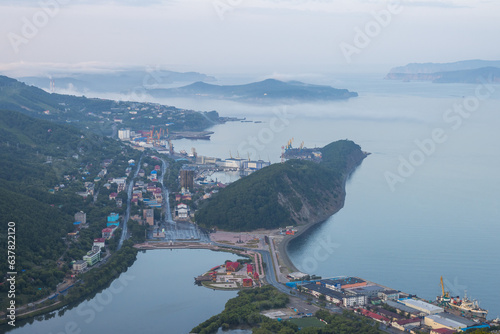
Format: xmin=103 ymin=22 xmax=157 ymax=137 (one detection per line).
xmin=437 ymin=276 xmax=451 ymax=306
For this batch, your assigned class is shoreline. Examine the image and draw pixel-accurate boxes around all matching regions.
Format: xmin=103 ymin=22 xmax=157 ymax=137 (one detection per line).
xmin=276 ymin=153 xmax=368 ymax=276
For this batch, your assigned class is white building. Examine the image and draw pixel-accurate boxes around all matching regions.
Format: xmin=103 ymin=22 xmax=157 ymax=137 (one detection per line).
xmin=73 ymin=260 xmax=87 ymax=273
xmin=399 ymin=299 xmax=443 ymax=315
xmin=176 ymin=203 xmax=190 ymax=219
xmin=118 ymin=128 xmax=131 ymax=140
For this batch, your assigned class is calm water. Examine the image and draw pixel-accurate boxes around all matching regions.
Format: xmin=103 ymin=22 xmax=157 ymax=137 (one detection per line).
xmin=5 ymin=74 xmax=499 ymax=333
xmin=166 ymin=74 xmax=500 ymax=317
xmin=5 ymin=250 xmax=241 ymax=334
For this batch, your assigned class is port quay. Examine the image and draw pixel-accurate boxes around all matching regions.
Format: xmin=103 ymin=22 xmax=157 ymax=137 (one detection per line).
xmin=133 ymin=231 xmax=495 ymax=333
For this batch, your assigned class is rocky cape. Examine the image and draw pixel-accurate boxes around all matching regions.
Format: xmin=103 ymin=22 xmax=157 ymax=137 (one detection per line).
xmin=195 ymin=140 xmax=368 ymax=232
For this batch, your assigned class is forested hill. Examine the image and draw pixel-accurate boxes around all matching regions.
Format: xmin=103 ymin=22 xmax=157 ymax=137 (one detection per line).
xmin=0 ymin=109 xmax=139 ymax=306
xmin=149 ymin=79 xmax=358 ymax=102
xmin=0 ymin=75 xmax=220 ymax=136
xmin=195 ymin=140 xmax=367 ymax=231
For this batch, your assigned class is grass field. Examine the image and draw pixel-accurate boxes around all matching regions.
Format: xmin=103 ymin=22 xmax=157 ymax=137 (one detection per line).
xmin=287 ymin=317 xmax=326 ymax=328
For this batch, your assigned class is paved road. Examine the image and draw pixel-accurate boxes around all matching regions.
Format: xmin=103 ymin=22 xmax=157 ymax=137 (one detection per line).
xmin=118 ymin=154 xmax=143 ymax=250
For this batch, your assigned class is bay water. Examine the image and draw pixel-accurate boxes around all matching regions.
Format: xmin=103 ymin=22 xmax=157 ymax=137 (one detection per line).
xmin=5 ymin=73 xmax=499 ymax=333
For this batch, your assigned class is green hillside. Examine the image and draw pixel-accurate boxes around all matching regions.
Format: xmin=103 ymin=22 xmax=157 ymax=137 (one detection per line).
xmin=0 ymin=75 xmax=220 ymax=136
xmin=0 ymin=109 xmax=140 ymax=307
xmin=195 ymin=140 xmax=366 ymax=231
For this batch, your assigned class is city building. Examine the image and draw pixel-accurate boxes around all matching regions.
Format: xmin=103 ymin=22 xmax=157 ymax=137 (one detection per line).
xmin=83 ymin=250 xmax=101 ymax=266
xmin=118 ymin=128 xmax=131 ymax=140
xmin=74 ymin=211 xmax=86 ymax=225
xmin=243 ymin=279 xmax=253 ymax=287
xmin=143 ymin=208 xmax=154 ymax=226
xmin=93 ymin=238 xmax=106 ymax=249
xmin=175 ymin=203 xmax=190 ymax=219
xmin=73 ymin=260 xmax=87 ymax=273
xmin=347 ymin=285 xmax=384 ymax=297
xmin=226 ymin=262 xmax=240 ymax=272
xmin=378 ymin=289 xmax=400 ymax=301
xmin=102 ymin=227 xmax=115 ymax=239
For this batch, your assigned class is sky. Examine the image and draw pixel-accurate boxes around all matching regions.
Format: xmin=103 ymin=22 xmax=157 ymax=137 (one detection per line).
xmin=1 ymin=0 xmax=500 ymax=78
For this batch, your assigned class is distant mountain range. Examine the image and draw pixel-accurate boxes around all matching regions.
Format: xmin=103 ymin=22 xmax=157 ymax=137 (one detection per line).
xmin=148 ymin=79 xmax=358 ymax=102
xmin=19 ymin=69 xmax=216 ymax=93
xmin=386 ymin=60 xmax=500 ymax=83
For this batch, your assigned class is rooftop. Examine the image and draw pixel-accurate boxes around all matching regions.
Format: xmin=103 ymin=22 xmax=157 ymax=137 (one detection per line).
xmin=386 ymin=300 xmax=421 ymax=314
xmin=426 ymin=314 xmax=469 ymax=330
xmin=323 ymin=277 xmax=365 ymax=286
xmin=400 ymin=298 xmax=443 ymax=314
xmin=303 ymin=283 xmax=346 ymax=300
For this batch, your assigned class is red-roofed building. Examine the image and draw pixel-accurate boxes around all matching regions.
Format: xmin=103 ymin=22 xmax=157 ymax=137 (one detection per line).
xmin=243 ymin=278 xmax=253 ymax=287
xmin=109 ymin=192 xmax=118 ymax=200
xmin=102 ymin=228 xmax=114 ymax=239
xmin=430 ymin=328 xmax=455 ymax=334
xmin=247 ymin=264 xmax=253 ymax=275
xmin=226 ymin=262 xmax=240 ymax=272
xmin=360 ymin=309 xmax=390 ymax=324
xmin=155 ymin=165 xmax=161 ymax=171
xmin=254 ymin=272 xmax=259 ymax=280
xmin=93 ymin=238 xmax=106 ymax=249
xmin=392 ymin=318 xmax=422 ymax=331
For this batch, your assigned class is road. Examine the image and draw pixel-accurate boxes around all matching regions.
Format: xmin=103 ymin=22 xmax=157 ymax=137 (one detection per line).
xmin=118 ymin=154 xmax=143 ymax=250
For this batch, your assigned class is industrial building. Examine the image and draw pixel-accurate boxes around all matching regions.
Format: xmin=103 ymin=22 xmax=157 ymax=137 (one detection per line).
xmin=323 ymin=277 xmax=367 ymax=290
xmin=378 ymin=289 xmax=400 ymax=301
xmin=302 ymin=282 xmax=368 ymax=307
xmin=385 ymin=300 xmax=422 ymax=317
xmin=424 ymin=314 xmax=470 ymax=331
xmin=399 ymin=298 xmax=444 ymax=315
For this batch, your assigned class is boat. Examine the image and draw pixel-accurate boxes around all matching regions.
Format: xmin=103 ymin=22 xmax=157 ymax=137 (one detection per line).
xmin=448 ymin=291 xmax=488 ymax=318
xmin=436 ymin=276 xmax=488 ymax=318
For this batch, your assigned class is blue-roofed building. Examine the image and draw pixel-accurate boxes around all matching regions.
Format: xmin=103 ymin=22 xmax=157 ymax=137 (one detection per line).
xmin=107 ymin=213 xmax=119 ymax=222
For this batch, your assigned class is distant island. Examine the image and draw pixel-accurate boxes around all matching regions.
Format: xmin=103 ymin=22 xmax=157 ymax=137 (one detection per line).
xmin=149 ymin=79 xmax=359 ymax=102
xmin=195 ymin=140 xmax=367 ymax=232
xmin=386 ymin=60 xmax=500 ymax=83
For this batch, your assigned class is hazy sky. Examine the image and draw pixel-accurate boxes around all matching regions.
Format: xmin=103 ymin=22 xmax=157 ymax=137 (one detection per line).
xmin=1 ymin=0 xmax=499 ymax=77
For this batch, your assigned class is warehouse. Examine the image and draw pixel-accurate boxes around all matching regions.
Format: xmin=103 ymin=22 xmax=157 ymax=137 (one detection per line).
xmin=399 ymin=298 xmax=443 ymax=315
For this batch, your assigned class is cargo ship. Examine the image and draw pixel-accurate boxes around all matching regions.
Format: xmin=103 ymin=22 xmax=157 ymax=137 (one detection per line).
xmin=436 ymin=276 xmax=488 ymax=319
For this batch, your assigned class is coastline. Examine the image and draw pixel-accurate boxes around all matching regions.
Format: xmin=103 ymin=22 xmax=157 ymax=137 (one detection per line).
xmin=275 ymin=152 xmax=368 ymax=275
